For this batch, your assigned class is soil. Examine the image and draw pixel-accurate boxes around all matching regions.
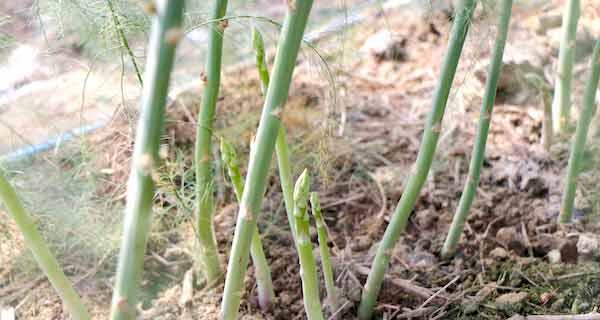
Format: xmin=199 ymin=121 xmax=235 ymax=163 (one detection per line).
xmin=3 ymin=1 xmax=600 ymax=319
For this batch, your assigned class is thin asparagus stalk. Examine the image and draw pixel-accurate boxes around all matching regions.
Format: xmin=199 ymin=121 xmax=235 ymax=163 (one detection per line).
xmin=0 ymin=171 xmax=90 ymax=320
xmin=109 ymin=1 xmax=184 ymax=319
xmin=293 ymin=171 xmax=324 ymax=320
xmin=551 ymin=0 xmax=580 ymax=135
xmin=194 ymin=0 xmax=229 ymax=285
xmin=358 ymin=1 xmax=476 ymax=318
xmin=524 ymin=73 xmax=553 ymax=152
xmin=220 ymin=139 xmax=275 ymax=311
xmin=251 ymin=26 xmax=296 ymax=239
xmin=220 ymin=1 xmax=314 ymax=318
xmin=310 ymin=192 xmax=338 ymax=314
xmin=441 ymin=0 xmax=513 ymax=259
xmin=558 ymin=40 xmax=600 ymax=223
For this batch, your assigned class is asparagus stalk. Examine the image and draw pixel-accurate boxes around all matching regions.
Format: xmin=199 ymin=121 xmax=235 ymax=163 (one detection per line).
xmin=220 ymin=1 xmax=314 ymax=318
xmin=310 ymin=192 xmax=337 ymax=314
xmin=441 ymin=0 xmax=513 ymax=259
xmin=251 ymin=26 xmax=296 ymax=239
xmin=194 ymin=0 xmax=229 ymax=285
xmin=558 ymin=40 xmax=600 ymax=223
xmin=551 ymin=0 xmax=580 ymax=135
xmin=220 ymin=139 xmax=275 ymax=311
xmin=525 ymin=73 xmax=553 ymax=152
xmin=358 ymin=1 xmax=476 ymax=318
xmin=0 ymin=171 xmax=90 ymax=320
xmin=294 ymin=171 xmax=324 ymax=320
xmin=109 ymin=1 xmax=184 ymax=319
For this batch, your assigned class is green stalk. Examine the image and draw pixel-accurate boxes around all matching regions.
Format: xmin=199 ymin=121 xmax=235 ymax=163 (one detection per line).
xmin=194 ymin=0 xmax=229 ymax=285
xmin=220 ymin=139 xmax=275 ymax=311
xmin=558 ymin=40 xmax=600 ymax=223
xmin=109 ymin=1 xmax=184 ymax=319
xmin=293 ymin=171 xmax=324 ymax=320
xmin=251 ymin=26 xmax=296 ymax=239
xmin=358 ymin=1 xmax=476 ymax=318
xmin=525 ymin=73 xmax=553 ymax=152
xmin=220 ymin=1 xmax=314 ymax=318
xmin=441 ymin=0 xmax=513 ymax=259
xmin=551 ymin=0 xmax=580 ymax=135
xmin=0 ymin=171 xmax=90 ymax=320
xmin=310 ymin=192 xmax=337 ymax=314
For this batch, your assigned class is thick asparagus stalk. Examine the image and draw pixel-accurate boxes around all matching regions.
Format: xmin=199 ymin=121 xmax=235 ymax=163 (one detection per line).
xmin=194 ymin=0 xmax=229 ymax=285
xmin=310 ymin=192 xmax=338 ymax=314
xmin=219 ymin=139 xmax=275 ymax=311
xmin=220 ymin=1 xmax=314 ymax=318
xmin=441 ymin=0 xmax=513 ymax=259
xmin=0 ymin=171 xmax=90 ymax=320
xmin=551 ymin=0 xmax=580 ymax=135
xmin=109 ymin=1 xmax=184 ymax=319
xmin=293 ymin=171 xmax=324 ymax=320
xmin=251 ymin=26 xmax=296 ymax=239
xmin=558 ymin=40 xmax=600 ymax=223
xmin=358 ymin=1 xmax=476 ymax=318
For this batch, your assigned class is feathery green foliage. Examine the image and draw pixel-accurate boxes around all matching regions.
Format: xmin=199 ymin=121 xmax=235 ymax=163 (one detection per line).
xmin=220 ymin=1 xmax=314 ymax=318
xmin=441 ymin=0 xmax=513 ymax=259
xmin=109 ymin=1 xmax=185 ymax=319
xmin=0 ymin=170 xmax=90 ymax=320
xmin=194 ymin=0 xmax=229 ymax=286
xmin=358 ymin=1 xmax=477 ymax=318
xmin=219 ymin=138 xmax=275 ymax=311
xmin=558 ymin=40 xmax=600 ymax=223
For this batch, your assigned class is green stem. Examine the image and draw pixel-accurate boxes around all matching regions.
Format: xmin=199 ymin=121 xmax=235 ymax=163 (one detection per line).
xmin=220 ymin=1 xmax=314 ymax=318
xmin=106 ymin=0 xmax=144 ymax=87
xmin=194 ymin=0 xmax=229 ymax=285
xmin=441 ymin=0 xmax=513 ymax=259
xmin=558 ymin=40 xmax=600 ymax=223
xmin=310 ymin=192 xmax=337 ymax=314
xmin=357 ymin=1 xmax=476 ymax=318
xmin=293 ymin=171 xmax=324 ymax=320
xmin=251 ymin=26 xmax=296 ymax=240
xmin=220 ymin=139 xmax=275 ymax=311
xmin=551 ymin=0 xmax=580 ymax=134
xmin=0 ymin=171 xmax=90 ymax=320
xmin=109 ymin=2 xmax=184 ymax=319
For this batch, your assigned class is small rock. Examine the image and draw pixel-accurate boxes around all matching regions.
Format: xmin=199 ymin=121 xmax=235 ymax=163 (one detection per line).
xmin=496 ymin=226 xmax=518 ymax=247
xmin=550 ymin=298 xmax=565 ymax=311
xmin=547 ymin=249 xmax=562 ymax=264
xmin=577 ymin=233 xmax=600 ymax=259
xmin=495 ymin=292 xmax=528 ymax=306
xmin=360 ymin=30 xmax=407 ymax=62
xmin=490 ymin=247 xmax=509 ymax=260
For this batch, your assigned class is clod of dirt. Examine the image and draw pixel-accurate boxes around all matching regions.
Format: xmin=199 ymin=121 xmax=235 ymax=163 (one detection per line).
xmin=495 ymin=292 xmax=529 ymax=309
xmin=577 ymin=233 xmax=600 ymax=260
xmin=546 ymin=27 xmax=597 ymax=61
xmin=360 ymin=30 xmax=408 ymax=62
xmin=495 ymin=226 xmax=527 ymax=255
xmin=559 ymin=237 xmax=579 ymax=264
xmin=536 ymin=14 xmax=562 ymax=35
xmin=490 ymin=247 xmax=510 ymax=260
